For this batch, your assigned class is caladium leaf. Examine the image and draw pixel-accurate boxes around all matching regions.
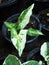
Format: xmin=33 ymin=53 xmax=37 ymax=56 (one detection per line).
xmin=40 ymin=42 xmax=49 ymax=61
xmin=18 ymin=30 xmax=28 ymax=56
xmin=27 ymin=28 xmax=43 ymax=36
xmin=3 ymin=55 xmax=21 ymax=65
xmin=4 ymin=22 xmax=17 ymax=30
xmin=17 ymin=4 xmax=34 ymax=29
xmin=11 ymin=29 xmax=28 ymax=56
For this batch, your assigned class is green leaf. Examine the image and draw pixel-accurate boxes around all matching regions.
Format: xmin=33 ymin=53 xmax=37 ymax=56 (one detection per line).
xmin=18 ymin=30 xmax=28 ymax=56
xmin=3 ymin=55 xmax=44 ymax=65
xmin=11 ymin=29 xmax=28 ymax=56
xmin=40 ymin=42 xmax=49 ymax=61
xmin=4 ymin=22 xmax=17 ymax=30
xmin=22 ymin=60 xmax=44 ymax=65
xmin=22 ymin=60 xmax=39 ymax=65
xmin=3 ymin=55 xmax=21 ymax=65
xmin=27 ymin=28 xmax=43 ymax=36
xmin=17 ymin=4 xmax=34 ymax=29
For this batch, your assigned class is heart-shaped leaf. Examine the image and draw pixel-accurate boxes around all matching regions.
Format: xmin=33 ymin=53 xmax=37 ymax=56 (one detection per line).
xmin=3 ymin=55 xmax=21 ymax=65
xmin=11 ymin=29 xmax=28 ymax=56
xmin=17 ymin=4 xmax=34 ymax=29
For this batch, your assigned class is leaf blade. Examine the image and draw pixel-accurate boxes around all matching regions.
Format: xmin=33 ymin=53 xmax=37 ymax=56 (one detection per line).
xmin=22 ymin=60 xmax=39 ymax=65
xmin=11 ymin=29 xmax=28 ymax=56
xmin=40 ymin=42 xmax=49 ymax=61
xmin=3 ymin=55 xmax=21 ymax=65
xmin=17 ymin=4 xmax=34 ymax=29
xmin=27 ymin=28 xmax=43 ymax=36
xmin=4 ymin=22 xmax=17 ymax=30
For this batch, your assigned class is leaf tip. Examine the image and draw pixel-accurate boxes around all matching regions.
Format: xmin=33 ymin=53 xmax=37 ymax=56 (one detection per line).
xmin=40 ymin=31 xmax=44 ymax=35
xmin=31 ymin=3 xmax=34 ymax=10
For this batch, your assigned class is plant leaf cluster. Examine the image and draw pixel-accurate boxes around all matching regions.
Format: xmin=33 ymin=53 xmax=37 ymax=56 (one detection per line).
xmin=4 ymin=3 xmax=43 ymax=57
